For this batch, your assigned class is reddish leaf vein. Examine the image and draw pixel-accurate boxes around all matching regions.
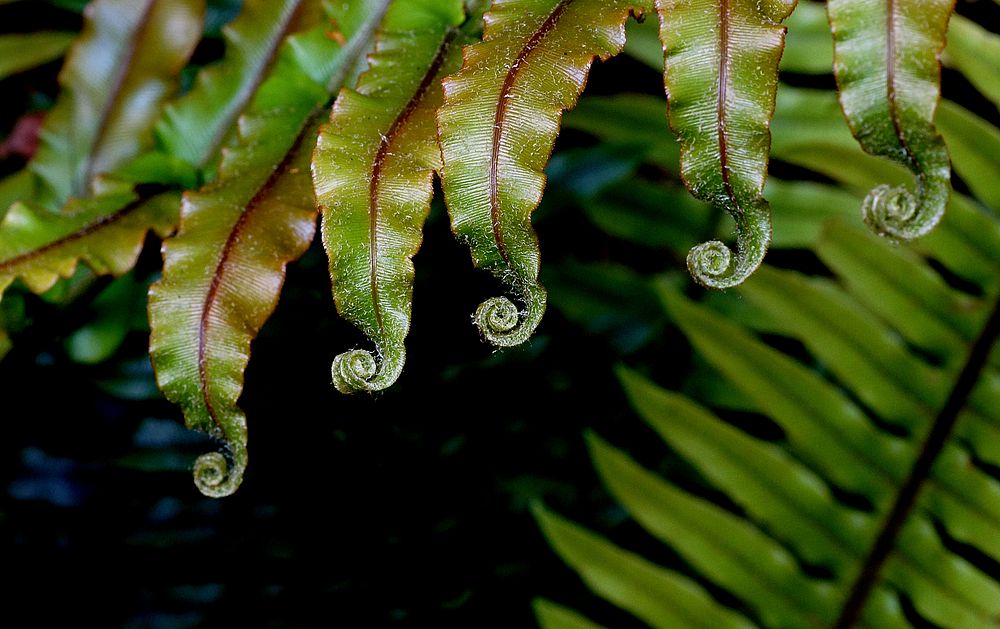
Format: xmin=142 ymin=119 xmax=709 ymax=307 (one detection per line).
xmin=489 ymin=0 xmax=574 ymax=266
xmin=717 ymin=0 xmax=736 ymax=207
xmin=368 ymin=28 xmax=459 ymax=337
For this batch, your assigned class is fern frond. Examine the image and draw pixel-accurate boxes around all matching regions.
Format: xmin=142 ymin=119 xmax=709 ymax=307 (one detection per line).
xmin=0 ymin=184 xmax=177 ymax=299
xmin=155 ymin=0 xmax=320 ymax=179
xmin=437 ymin=0 xmax=651 ymax=347
xmin=313 ymin=0 xmax=470 ymax=394
xmin=656 ymin=0 xmax=795 ymax=288
xmin=828 ymin=0 xmax=955 ymax=241
xmin=29 ymin=0 xmax=203 ymax=210
xmin=149 ymin=0 xmax=391 ymax=497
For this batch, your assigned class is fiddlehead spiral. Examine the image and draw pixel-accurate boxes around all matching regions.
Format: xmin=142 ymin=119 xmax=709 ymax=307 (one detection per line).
xmin=687 ymin=199 xmax=772 ymax=289
xmin=192 ymin=443 xmax=246 ymax=499
xmin=860 ymin=165 xmax=950 ymax=243
xmin=474 ymin=282 xmax=548 ymax=347
xmin=331 ymin=347 xmax=405 ymax=394
xmin=439 ymin=0 xmax=647 ymax=347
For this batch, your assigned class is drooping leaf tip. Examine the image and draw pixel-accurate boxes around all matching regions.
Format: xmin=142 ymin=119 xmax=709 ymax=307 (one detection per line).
xmin=331 ymin=347 xmax=404 ymax=394
xmin=861 ymin=182 xmax=946 ymax=243
xmin=685 ymin=203 xmax=771 ymax=290
xmin=473 ymin=282 xmax=547 ymax=348
xmin=192 ymin=447 xmax=245 ymax=498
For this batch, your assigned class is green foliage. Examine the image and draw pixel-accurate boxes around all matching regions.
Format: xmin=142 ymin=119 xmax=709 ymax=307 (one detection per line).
xmin=829 ymin=0 xmax=953 ymax=242
xmin=315 ymin=0 xmax=469 ymax=393
xmin=149 ymin=0 xmax=390 ymax=497
xmin=534 ymin=4 xmax=1000 ymax=627
xmin=657 ymin=0 xmax=793 ymax=288
xmin=0 ymin=32 xmax=74 ymax=80
xmin=0 ymin=0 xmax=988 ymax=505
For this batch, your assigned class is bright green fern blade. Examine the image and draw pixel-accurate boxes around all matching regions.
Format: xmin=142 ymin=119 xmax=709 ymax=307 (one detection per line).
xmin=534 ymin=599 xmax=610 ymax=629
xmin=617 ymin=367 xmax=869 ymax=575
xmin=828 ymin=0 xmax=955 ymax=241
xmin=314 ymin=0 xmax=469 ymax=394
xmin=816 ymin=220 xmax=982 ymax=361
xmin=588 ymin=432 xmax=841 ymax=627
xmin=155 ymin=0 xmax=322 ymax=177
xmin=533 ymin=504 xmax=756 ymax=629
xmin=945 ymin=14 xmax=1000 ymax=109
xmin=148 ymin=0 xmax=391 ymax=498
xmin=780 ymin=0 xmax=831 ymax=74
xmin=660 ymin=286 xmax=1000 ymax=626
xmin=437 ymin=0 xmax=652 ymax=348
xmin=655 ymin=0 xmax=795 ymax=288
xmin=0 ymin=32 xmax=74 ymax=80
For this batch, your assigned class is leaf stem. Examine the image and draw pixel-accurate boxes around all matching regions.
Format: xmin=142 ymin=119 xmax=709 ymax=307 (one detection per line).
xmin=833 ymin=292 xmax=1000 ymax=628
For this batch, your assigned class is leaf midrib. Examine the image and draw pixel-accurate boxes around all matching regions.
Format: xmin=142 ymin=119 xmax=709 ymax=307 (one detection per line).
xmin=489 ymin=0 xmax=574 ymax=267
xmin=82 ymin=0 xmax=157 ymax=191
xmin=369 ymin=28 xmax=460 ymax=339
xmin=833 ymin=294 xmax=1000 ymax=627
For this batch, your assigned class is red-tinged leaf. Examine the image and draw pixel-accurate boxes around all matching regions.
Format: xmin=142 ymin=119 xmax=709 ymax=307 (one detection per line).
xmin=437 ymin=0 xmax=651 ymax=347
xmin=0 ymin=183 xmax=177 ymax=299
xmin=314 ymin=0 xmax=470 ymax=393
xmin=656 ymin=0 xmax=796 ymax=289
xmin=149 ymin=0 xmax=392 ymax=497
xmin=29 ymin=0 xmax=203 ymax=211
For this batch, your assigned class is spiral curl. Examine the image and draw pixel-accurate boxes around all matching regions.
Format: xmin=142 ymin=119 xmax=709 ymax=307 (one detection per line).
xmin=331 ymin=346 xmax=405 ymax=394
xmin=473 ymin=282 xmax=547 ymax=348
xmin=193 ymin=448 xmax=245 ymax=498
xmin=861 ymin=182 xmax=943 ymax=242
xmin=686 ymin=200 xmax=771 ymax=290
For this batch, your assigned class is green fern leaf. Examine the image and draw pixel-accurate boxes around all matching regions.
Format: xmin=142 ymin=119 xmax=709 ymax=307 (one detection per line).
xmin=534 ymin=599 xmax=611 ymax=629
xmin=0 ymin=31 xmax=74 ymax=80
xmin=155 ymin=0 xmax=320 ymax=179
xmin=945 ymin=15 xmax=1000 ymax=109
xmin=148 ymin=0 xmax=391 ymax=498
xmin=0 ymin=184 xmax=177 ymax=299
xmin=828 ymin=0 xmax=955 ymax=241
xmin=29 ymin=0 xmax=203 ymax=211
xmin=534 ymin=504 xmax=756 ymax=629
xmin=437 ymin=0 xmax=651 ymax=347
xmin=313 ymin=0 xmax=470 ymax=394
xmin=655 ymin=0 xmax=795 ymax=288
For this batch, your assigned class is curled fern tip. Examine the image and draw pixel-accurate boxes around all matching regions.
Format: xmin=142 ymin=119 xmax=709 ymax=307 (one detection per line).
xmin=474 ymin=283 xmax=547 ymax=348
xmin=331 ymin=348 xmax=404 ymax=394
xmin=193 ymin=447 xmax=245 ymax=498
xmin=685 ymin=199 xmax=771 ymax=290
xmin=861 ymin=178 xmax=946 ymax=243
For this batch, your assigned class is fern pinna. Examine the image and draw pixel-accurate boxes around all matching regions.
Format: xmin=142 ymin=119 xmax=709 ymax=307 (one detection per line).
xmin=535 ymin=3 xmax=1000 ymax=627
xmin=0 ymin=0 xmax=970 ymax=497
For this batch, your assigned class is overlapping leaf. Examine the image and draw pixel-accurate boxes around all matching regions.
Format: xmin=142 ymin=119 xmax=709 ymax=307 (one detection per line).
xmin=655 ymin=0 xmax=796 ymax=288
xmin=536 ymin=8 xmax=1000 ymax=625
xmin=155 ymin=0 xmax=318 ymax=179
xmin=29 ymin=0 xmax=203 ymax=210
xmin=0 ymin=183 xmax=177 ymax=299
xmin=0 ymin=0 xmax=323 ymax=306
xmin=149 ymin=0 xmax=391 ymax=497
xmin=314 ymin=0 xmax=470 ymax=394
xmin=828 ymin=0 xmax=955 ymax=241
xmin=0 ymin=31 xmax=74 ymax=80
xmin=437 ymin=0 xmax=651 ymax=347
